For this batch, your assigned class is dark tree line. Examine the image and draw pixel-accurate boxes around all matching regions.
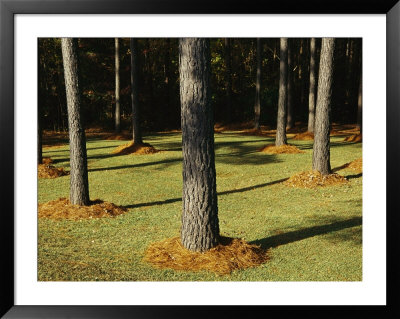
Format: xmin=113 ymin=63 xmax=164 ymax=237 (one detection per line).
xmin=39 ymin=38 xmax=362 ymax=133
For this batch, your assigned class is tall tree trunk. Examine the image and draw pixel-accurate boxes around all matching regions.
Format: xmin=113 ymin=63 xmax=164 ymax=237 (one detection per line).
xmin=275 ymin=38 xmax=288 ymax=146
xmin=115 ymin=38 xmax=121 ymax=133
xmin=179 ymin=38 xmax=219 ymax=252
xmin=308 ymin=37 xmax=317 ymax=133
xmin=61 ymin=38 xmax=90 ymax=206
xmin=254 ymin=38 xmax=261 ymax=130
xmin=164 ymin=38 xmax=171 ymax=125
xmin=38 ymin=52 xmax=46 ymax=165
xmin=130 ymin=38 xmax=143 ymax=144
xmin=286 ymin=39 xmax=294 ymax=129
xmin=357 ymin=71 xmax=362 ymax=132
xmin=225 ymin=38 xmax=233 ymax=123
xmin=312 ymin=38 xmax=335 ymax=175
xmin=298 ymin=39 xmax=306 ymax=109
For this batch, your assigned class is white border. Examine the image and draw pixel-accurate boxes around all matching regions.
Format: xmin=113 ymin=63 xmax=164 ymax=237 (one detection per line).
xmin=15 ymin=14 xmax=386 ymax=305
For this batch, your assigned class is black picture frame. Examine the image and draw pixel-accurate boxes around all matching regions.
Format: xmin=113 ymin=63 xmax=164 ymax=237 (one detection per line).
xmin=1 ymin=0 xmax=399 ymax=317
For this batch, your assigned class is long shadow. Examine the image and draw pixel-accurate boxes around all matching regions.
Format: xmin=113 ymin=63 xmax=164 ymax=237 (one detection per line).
xmin=249 ymin=217 xmax=362 ymax=250
xmin=346 ymin=173 xmax=362 ymax=180
xmin=88 ymin=158 xmax=181 ymax=173
xmin=296 ymin=141 xmax=361 ymax=150
xmin=122 ymin=177 xmax=288 ymax=209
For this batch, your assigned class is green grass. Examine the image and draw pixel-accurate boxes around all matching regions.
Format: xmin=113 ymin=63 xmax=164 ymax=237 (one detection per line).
xmin=38 ymin=132 xmax=362 ymax=281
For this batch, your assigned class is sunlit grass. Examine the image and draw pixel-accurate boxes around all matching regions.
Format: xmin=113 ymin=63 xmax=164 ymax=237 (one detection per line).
xmin=38 ymin=132 xmax=362 ymax=281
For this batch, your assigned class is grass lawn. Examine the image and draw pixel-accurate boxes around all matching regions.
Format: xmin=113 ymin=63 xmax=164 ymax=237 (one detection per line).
xmin=38 ymin=131 xmax=362 ymax=281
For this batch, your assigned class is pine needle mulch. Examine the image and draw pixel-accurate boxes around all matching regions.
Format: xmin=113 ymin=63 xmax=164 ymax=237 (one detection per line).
xmin=336 ymin=158 xmax=362 ymax=174
xmin=343 ymin=134 xmax=362 ymax=143
xmin=38 ymin=198 xmax=127 ymax=220
xmin=38 ymin=164 xmax=69 ymax=179
xmin=111 ymin=141 xmax=159 ymax=155
xmin=104 ymin=132 xmax=132 ymax=141
xmin=259 ymin=144 xmax=304 ymax=154
xmin=144 ymin=236 xmax=270 ymax=275
xmin=42 ymin=157 xmax=53 ymax=164
xmin=293 ymin=131 xmax=314 ymax=141
xmin=284 ymin=170 xmax=348 ymax=188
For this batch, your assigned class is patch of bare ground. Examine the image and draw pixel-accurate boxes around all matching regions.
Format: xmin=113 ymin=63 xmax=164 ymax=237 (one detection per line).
xmin=144 ymin=236 xmax=269 ymax=275
xmin=259 ymin=144 xmax=304 ymax=154
xmin=38 ymin=164 xmax=69 ymax=179
xmin=38 ymin=198 xmax=127 ymax=220
xmin=284 ymin=170 xmax=348 ymax=188
xmin=111 ymin=141 xmax=159 ymax=155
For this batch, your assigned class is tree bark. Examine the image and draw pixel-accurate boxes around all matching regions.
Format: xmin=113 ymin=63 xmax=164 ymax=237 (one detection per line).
xmin=179 ymin=38 xmax=219 ymax=252
xmin=286 ymin=39 xmax=294 ymax=129
xmin=275 ymin=38 xmax=288 ymax=146
xmin=61 ymin=38 xmax=90 ymax=206
xmin=130 ymin=38 xmax=143 ymax=144
xmin=38 ymin=51 xmax=45 ymax=165
xmin=115 ymin=38 xmax=121 ymax=133
xmin=308 ymin=38 xmax=317 ymax=133
xmin=254 ymin=38 xmax=261 ymax=130
xmin=312 ymin=38 xmax=335 ymax=175
xmin=357 ymin=71 xmax=362 ymax=132
xmin=225 ymin=38 xmax=232 ymax=123
xmin=164 ymin=38 xmax=171 ymax=123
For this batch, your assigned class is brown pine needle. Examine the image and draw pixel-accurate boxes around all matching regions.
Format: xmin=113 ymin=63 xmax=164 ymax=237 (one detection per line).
xmin=144 ymin=236 xmax=270 ymax=275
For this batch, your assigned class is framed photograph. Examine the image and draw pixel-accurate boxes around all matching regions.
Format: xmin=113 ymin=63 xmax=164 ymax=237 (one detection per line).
xmin=1 ymin=0 xmax=398 ymax=317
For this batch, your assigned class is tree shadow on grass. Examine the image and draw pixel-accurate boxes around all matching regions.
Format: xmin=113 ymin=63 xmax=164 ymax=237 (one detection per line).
xmin=346 ymin=173 xmax=363 ymax=180
xmin=88 ymin=157 xmax=182 ymax=173
xmin=296 ymin=141 xmax=362 ymax=151
xmin=250 ymin=217 xmax=362 ymax=249
xmin=122 ymin=177 xmax=288 ymax=209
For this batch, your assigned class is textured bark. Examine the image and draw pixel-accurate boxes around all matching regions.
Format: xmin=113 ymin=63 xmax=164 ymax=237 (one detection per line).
xmin=225 ymin=38 xmax=232 ymax=123
xmin=165 ymin=38 xmax=171 ymax=120
xmin=254 ymin=38 xmax=261 ymax=130
xmin=312 ymin=38 xmax=335 ymax=175
xmin=357 ymin=72 xmax=362 ymax=132
xmin=130 ymin=38 xmax=143 ymax=144
xmin=61 ymin=38 xmax=90 ymax=206
xmin=275 ymin=38 xmax=288 ymax=146
xmin=308 ymin=38 xmax=317 ymax=133
xmin=179 ymin=38 xmax=219 ymax=252
xmin=286 ymin=39 xmax=294 ymax=129
xmin=115 ymin=38 xmax=121 ymax=133
xmin=38 ymin=52 xmax=45 ymax=164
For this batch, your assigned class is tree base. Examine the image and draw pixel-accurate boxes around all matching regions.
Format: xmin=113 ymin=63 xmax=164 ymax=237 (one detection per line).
xmin=111 ymin=141 xmax=158 ymax=155
xmin=38 ymin=198 xmax=127 ymax=220
xmin=284 ymin=170 xmax=348 ymax=188
xmin=259 ymin=144 xmax=304 ymax=154
xmin=144 ymin=236 xmax=269 ymax=275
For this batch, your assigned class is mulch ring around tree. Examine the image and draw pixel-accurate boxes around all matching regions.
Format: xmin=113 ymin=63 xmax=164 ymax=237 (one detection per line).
xmin=292 ymin=131 xmax=314 ymax=141
xmin=336 ymin=158 xmax=362 ymax=174
xmin=38 ymin=164 xmax=69 ymax=179
xmin=284 ymin=170 xmax=348 ymax=188
xmin=259 ymin=144 xmax=304 ymax=154
xmin=343 ymin=133 xmax=362 ymax=143
xmin=111 ymin=141 xmax=159 ymax=155
xmin=144 ymin=236 xmax=270 ymax=275
xmin=38 ymin=198 xmax=127 ymax=220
